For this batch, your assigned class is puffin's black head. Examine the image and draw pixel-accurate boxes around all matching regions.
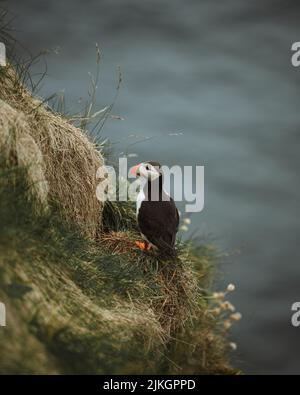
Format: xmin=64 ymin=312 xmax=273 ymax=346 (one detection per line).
xmin=130 ymin=161 xmax=162 ymax=181
xmin=147 ymin=161 xmax=161 ymax=169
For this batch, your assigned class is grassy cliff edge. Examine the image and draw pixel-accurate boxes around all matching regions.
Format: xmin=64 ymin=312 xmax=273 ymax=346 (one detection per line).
xmin=0 ymin=64 xmax=239 ymax=374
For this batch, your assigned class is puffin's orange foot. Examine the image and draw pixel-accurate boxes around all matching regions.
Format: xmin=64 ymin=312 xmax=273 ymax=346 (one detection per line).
xmin=135 ymin=241 xmax=151 ymax=250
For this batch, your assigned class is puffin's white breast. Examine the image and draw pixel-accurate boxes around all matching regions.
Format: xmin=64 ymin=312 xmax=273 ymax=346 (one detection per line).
xmin=136 ymin=189 xmax=145 ymax=216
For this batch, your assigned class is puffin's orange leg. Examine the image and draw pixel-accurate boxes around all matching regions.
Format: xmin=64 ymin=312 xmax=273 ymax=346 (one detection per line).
xmin=135 ymin=241 xmax=152 ymax=250
xmin=135 ymin=241 xmax=146 ymax=250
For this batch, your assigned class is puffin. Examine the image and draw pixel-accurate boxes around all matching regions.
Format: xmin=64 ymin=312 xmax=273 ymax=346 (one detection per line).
xmin=130 ymin=161 xmax=179 ymax=257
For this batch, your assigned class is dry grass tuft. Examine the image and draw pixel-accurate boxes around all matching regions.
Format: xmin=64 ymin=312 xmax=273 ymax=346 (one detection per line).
xmin=0 ymin=65 xmax=104 ymax=237
xmin=100 ymin=230 xmax=199 ymax=338
xmin=101 ymin=231 xmax=140 ymax=255
xmin=0 ymin=100 xmax=48 ymax=210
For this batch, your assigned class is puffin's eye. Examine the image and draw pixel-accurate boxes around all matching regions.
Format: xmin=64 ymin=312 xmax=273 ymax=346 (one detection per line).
xmin=145 ymin=165 xmax=150 ymax=171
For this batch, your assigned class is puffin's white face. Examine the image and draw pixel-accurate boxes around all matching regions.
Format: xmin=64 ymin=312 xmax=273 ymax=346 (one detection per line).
xmin=131 ymin=162 xmax=160 ymax=181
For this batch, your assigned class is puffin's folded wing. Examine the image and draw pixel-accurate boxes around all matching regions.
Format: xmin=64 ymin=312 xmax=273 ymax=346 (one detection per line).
xmin=138 ymin=200 xmax=178 ymax=252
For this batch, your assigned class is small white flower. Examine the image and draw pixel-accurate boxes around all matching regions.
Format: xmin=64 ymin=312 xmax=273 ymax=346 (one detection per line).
xmin=213 ymin=292 xmax=225 ymax=300
xmin=230 ymin=312 xmax=242 ymax=321
xmin=183 ymin=218 xmax=191 ymax=225
xmin=180 ymin=225 xmax=188 ymax=232
xmin=224 ymin=320 xmax=232 ymax=330
xmin=221 ymin=301 xmax=236 ymax=312
xmin=229 ymin=342 xmax=237 ymax=351
xmin=227 ymin=283 xmax=235 ymax=292
xmin=212 ymin=307 xmax=221 ymax=316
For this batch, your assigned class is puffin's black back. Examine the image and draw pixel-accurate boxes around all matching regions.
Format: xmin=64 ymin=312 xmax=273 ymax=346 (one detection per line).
xmin=137 ymin=170 xmax=179 ymax=256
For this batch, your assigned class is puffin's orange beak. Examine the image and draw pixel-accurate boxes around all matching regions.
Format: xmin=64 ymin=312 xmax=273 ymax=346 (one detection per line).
xmin=130 ymin=163 xmax=141 ymax=176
